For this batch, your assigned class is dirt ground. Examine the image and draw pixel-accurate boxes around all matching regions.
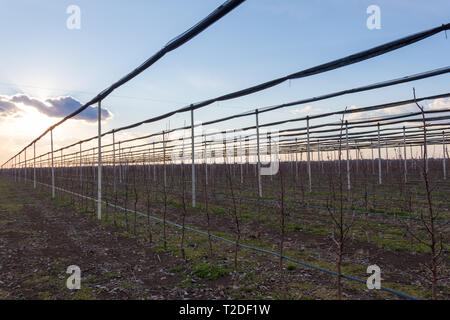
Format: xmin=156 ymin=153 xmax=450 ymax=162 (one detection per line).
xmin=1 ymin=176 xmax=448 ymax=300
xmin=0 ymin=178 xmax=233 ymax=300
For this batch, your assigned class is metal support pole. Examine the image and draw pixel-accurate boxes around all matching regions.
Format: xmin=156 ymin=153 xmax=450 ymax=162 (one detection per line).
xmin=410 ymin=144 xmax=413 ymax=171
xmin=191 ymin=108 xmax=196 ymax=207
xmin=153 ymin=141 xmax=156 ymax=182
xmin=223 ymin=137 xmax=227 ymax=167
xmin=256 ymin=109 xmax=262 ymax=197
xmin=307 ymin=116 xmax=312 ymax=192
xmin=61 ymin=150 xmax=63 ymax=182
xmin=377 ymin=123 xmax=382 ymax=184
xmin=113 ymin=130 xmax=116 ymax=193
xmin=371 ymin=146 xmax=375 ymax=174
xmin=24 ymin=148 xmax=27 ymax=183
xmin=346 ymin=121 xmax=350 ymax=191
xmin=318 ymin=139 xmax=323 ymax=173
xmin=317 ymin=139 xmax=320 ymax=172
xmin=268 ymin=133 xmax=272 ymax=180
xmin=163 ymin=131 xmax=167 ymax=188
xmin=443 ymin=131 xmax=447 ymax=180
xmin=233 ymin=136 xmax=237 ymax=178
xmin=79 ymin=143 xmax=82 ymax=188
xmin=246 ymin=137 xmax=249 ymax=175
xmin=204 ymin=135 xmax=208 ymax=185
xmin=239 ymin=135 xmax=243 ymax=184
xmin=385 ymin=144 xmax=389 ymax=174
xmin=295 ymin=138 xmax=298 ymax=181
xmin=424 ymin=129 xmax=429 ymax=174
xmin=118 ymin=142 xmax=122 ymax=183
xmin=97 ymin=100 xmax=102 ymax=220
xmin=33 ymin=143 xmax=36 ymax=189
xmin=403 ymin=126 xmax=407 ymax=183
xmin=51 ymin=129 xmax=55 ymax=198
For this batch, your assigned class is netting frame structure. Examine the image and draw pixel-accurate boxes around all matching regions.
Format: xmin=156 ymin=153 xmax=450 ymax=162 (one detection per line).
xmin=1 ymin=11 xmax=450 ymax=299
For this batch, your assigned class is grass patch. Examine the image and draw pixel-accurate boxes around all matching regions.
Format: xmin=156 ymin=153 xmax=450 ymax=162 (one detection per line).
xmin=193 ymin=263 xmax=229 ymax=281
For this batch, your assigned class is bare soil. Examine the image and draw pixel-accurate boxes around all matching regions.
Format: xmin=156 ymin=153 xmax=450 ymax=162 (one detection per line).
xmin=0 ymin=179 xmax=233 ymax=300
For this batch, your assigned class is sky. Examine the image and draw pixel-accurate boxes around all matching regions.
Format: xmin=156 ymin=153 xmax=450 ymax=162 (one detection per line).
xmin=0 ymin=0 xmax=449 ymax=165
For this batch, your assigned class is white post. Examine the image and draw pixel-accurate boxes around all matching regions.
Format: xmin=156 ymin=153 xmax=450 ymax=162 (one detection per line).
xmin=403 ymin=126 xmax=407 ymax=183
xmin=410 ymin=144 xmax=413 ymax=171
xmin=204 ymin=135 xmax=208 ymax=185
xmin=239 ymin=135 xmax=243 ymax=184
xmin=61 ymin=150 xmax=63 ymax=182
xmin=318 ymin=138 xmax=324 ymax=173
xmin=113 ymin=130 xmax=116 ymax=193
xmin=97 ymin=100 xmax=102 ymax=220
xmin=79 ymin=142 xmax=82 ymax=188
xmin=24 ymin=148 xmax=27 ymax=183
xmin=268 ymin=133 xmax=272 ymax=180
xmin=33 ymin=143 xmax=36 ymax=189
xmin=163 ymin=131 xmax=167 ymax=188
xmin=355 ymin=144 xmax=359 ymax=174
xmin=256 ymin=109 xmax=262 ymax=197
xmin=385 ymin=144 xmax=389 ymax=174
xmin=443 ymin=131 xmax=447 ymax=180
xmin=346 ymin=121 xmax=350 ymax=191
xmin=377 ymin=123 xmax=382 ymax=184
xmin=371 ymin=146 xmax=375 ymax=174
xmin=51 ymin=129 xmax=55 ymax=198
xmin=119 ymin=141 xmax=122 ymax=183
xmin=153 ymin=141 xmax=156 ymax=182
xmin=46 ymin=153 xmax=48 ymax=182
xmin=358 ymin=147 xmax=362 ymax=173
xmin=424 ymin=132 xmax=429 ymax=174
xmin=233 ymin=136 xmax=237 ymax=178
xmin=307 ymin=116 xmax=312 ymax=192
xmin=191 ymin=108 xmax=196 ymax=207
xmin=295 ymin=138 xmax=298 ymax=181
xmin=317 ymin=139 xmax=320 ymax=173
xmin=223 ymin=137 xmax=227 ymax=166
xmin=246 ymin=136 xmax=249 ymax=172
xmin=25 ymin=148 xmax=28 ymax=183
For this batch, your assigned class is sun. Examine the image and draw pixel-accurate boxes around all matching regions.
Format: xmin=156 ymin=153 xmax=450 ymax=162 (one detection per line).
xmin=12 ymin=105 xmax=55 ymax=136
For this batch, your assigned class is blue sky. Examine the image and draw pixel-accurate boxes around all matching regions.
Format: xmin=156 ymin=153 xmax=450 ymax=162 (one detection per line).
xmin=0 ymin=0 xmax=449 ymax=163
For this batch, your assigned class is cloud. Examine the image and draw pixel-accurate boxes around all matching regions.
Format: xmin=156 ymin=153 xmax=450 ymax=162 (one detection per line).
xmin=0 ymin=96 xmax=19 ymax=117
xmin=345 ymin=98 xmax=450 ymax=122
xmin=345 ymin=103 xmax=415 ymax=121
xmin=0 ymin=94 xmax=113 ymax=122
xmin=429 ymin=98 xmax=450 ymax=110
xmin=290 ymin=105 xmax=316 ymax=115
